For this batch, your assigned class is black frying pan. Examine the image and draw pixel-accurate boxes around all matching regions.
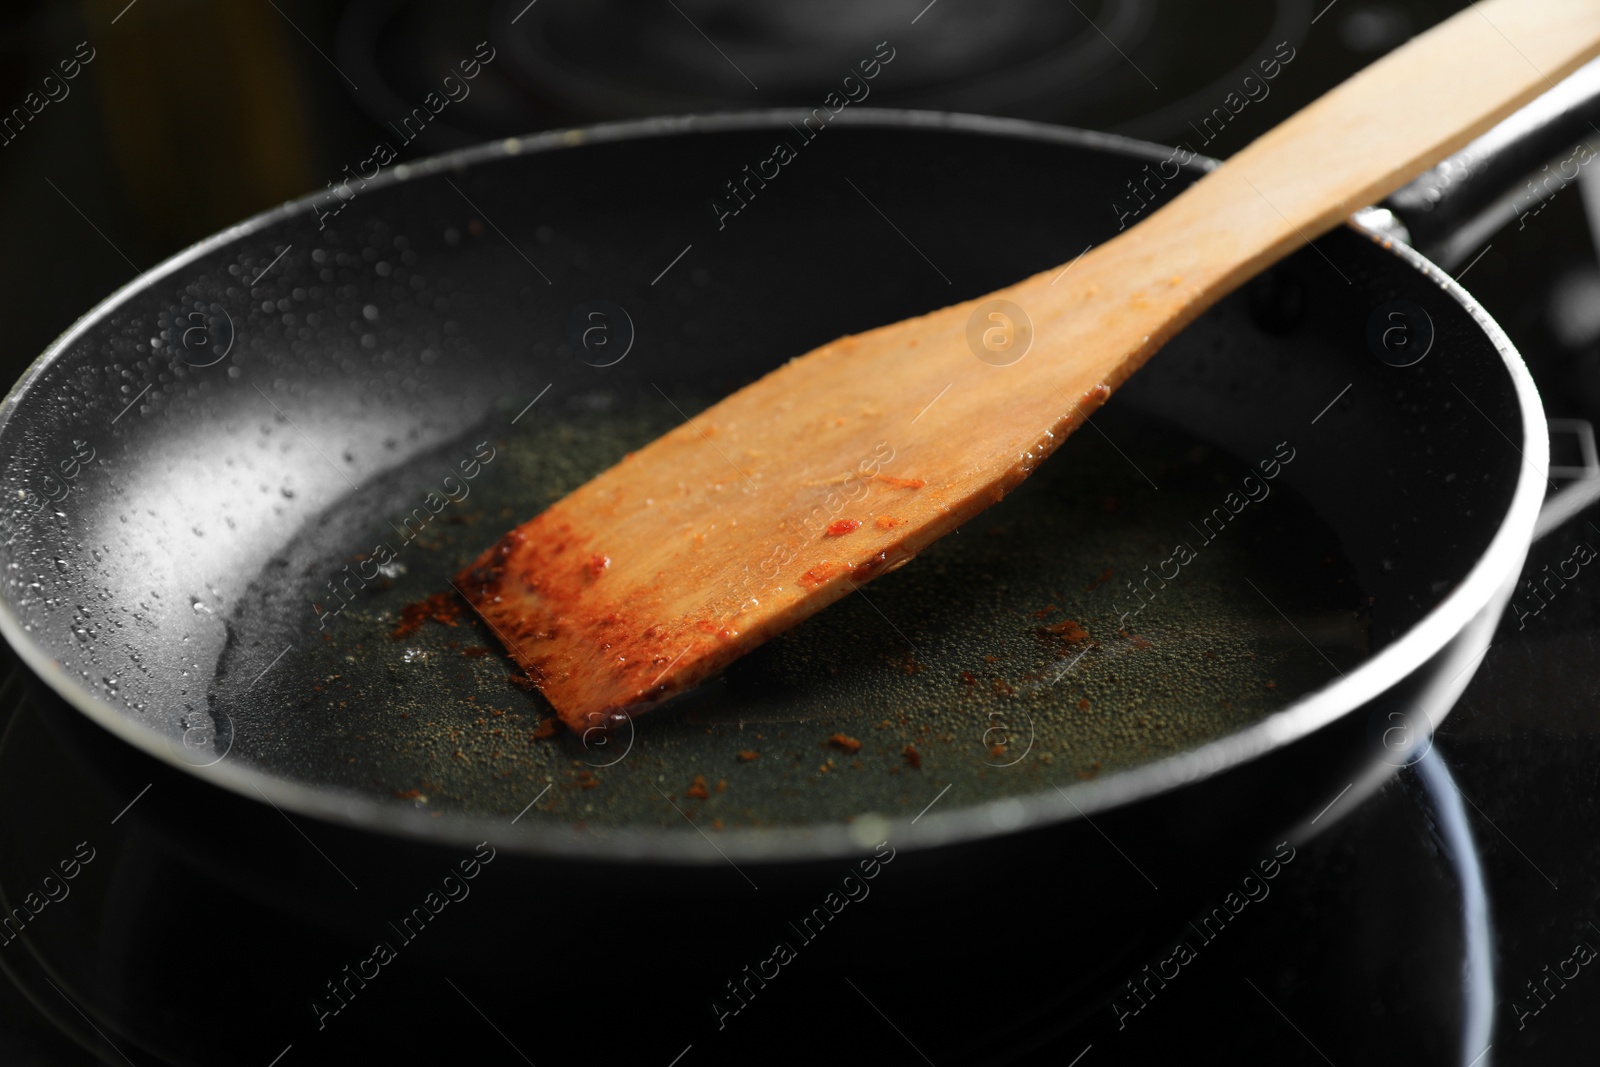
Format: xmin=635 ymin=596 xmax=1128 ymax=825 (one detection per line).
xmin=0 ymin=108 xmax=1560 ymax=1063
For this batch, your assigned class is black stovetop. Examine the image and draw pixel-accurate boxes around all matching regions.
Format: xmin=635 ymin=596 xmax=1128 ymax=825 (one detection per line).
xmin=2 ymin=1 xmax=1598 ymax=1064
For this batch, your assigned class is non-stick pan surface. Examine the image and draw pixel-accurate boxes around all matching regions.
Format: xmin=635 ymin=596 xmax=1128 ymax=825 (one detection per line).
xmin=0 ymin=110 xmax=1541 ymax=864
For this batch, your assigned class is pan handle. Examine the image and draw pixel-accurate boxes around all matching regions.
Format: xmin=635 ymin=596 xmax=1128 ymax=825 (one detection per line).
xmin=1379 ymin=56 xmax=1600 ymax=542
xmin=1384 ymin=56 xmax=1600 ymax=269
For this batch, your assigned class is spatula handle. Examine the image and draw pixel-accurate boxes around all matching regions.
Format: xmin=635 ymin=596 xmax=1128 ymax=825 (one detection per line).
xmin=1135 ymin=0 xmax=1600 ymax=298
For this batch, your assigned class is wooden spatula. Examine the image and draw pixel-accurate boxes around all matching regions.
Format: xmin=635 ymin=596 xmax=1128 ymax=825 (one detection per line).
xmin=457 ymin=0 xmax=1600 ymax=735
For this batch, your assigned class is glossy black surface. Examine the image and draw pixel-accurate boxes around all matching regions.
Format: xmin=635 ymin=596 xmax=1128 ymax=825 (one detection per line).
xmin=0 ymin=111 xmax=1532 ymax=851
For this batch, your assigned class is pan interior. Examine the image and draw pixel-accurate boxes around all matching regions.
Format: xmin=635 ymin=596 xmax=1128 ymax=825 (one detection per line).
xmin=0 ymin=115 xmax=1526 ymax=838
xmin=207 ymin=394 xmax=1366 ymax=828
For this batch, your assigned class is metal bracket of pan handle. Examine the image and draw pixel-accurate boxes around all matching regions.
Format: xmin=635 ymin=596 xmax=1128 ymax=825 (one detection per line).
xmin=1383 ymin=55 xmax=1600 ymax=271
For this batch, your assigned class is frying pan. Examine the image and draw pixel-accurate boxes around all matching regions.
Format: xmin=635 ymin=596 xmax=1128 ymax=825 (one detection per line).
xmin=0 ymin=99 xmax=1577 ymax=1064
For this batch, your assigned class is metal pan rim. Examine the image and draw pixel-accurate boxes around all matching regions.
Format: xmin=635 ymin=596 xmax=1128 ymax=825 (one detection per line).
xmin=0 ymin=108 xmax=1547 ymax=865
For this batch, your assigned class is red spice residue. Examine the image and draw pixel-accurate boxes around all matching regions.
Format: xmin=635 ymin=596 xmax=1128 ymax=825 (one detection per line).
xmin=737 ymin=750 xmax=761 ymax=762
xmin=1040 ymin=619 xmax=1089 ymax=644
xmin=1032 ymin=604 xmax=1058 ymax=619
xmin=902 ymin=743 xmax=922 ymax=769
xmin=685 ymin=774 xmax=710 ymax=800
xmin=456 ymin=527 xmax=527 ymax=603
xmin=874 ymin=515 xmax=906 ymax=530
xmin=800 ymin=561 xmax=842 ymax=587
xmin=877 ymin=475 xmax=926 ymax=489
xmin=392 ymin=592 xmax=463 ymax=638
xmin=825 ymin=519 xmax=863 ymax=537
xmin=461 ymin=646 xmax=491 ymax=658
xmin=1086 ymin=567 xmax=1114 ymax=591
xmin=532 ymin=718 xmax=561 ymax=740
xmin=827 ymin=733 xmax=863 ymax=753
xmin=585 ymin=553 xmax=610 ymax=577
xmin=851 ymin=551 xmax=891 ymax=581
xmin=392 ymin=788 xmax=425 ymax=800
